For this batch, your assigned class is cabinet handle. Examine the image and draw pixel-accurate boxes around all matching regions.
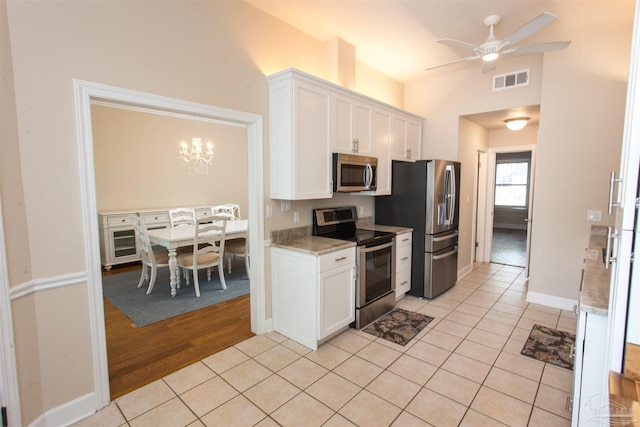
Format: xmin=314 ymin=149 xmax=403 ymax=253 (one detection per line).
xmin=400 ymin=280 xmax=408 ymax=285
xmin=352 ymin=139 xmax=359 ymax=153
xmin=401 ymin=238 xmax=410 ymax=242
xmin=335 ymin=256 xmax=347 ymax=262
xmin=608 ymin=171 xmax=622 ymax=214
xmin=401 ymin=256 xmax=409 ymax=261
xmin=406 ymin=149 xmax=411 ymax=159
xmin=605 ymin=226 xmax=619 ymax=269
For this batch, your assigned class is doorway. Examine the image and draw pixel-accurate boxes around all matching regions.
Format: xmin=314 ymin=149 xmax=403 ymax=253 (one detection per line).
xmin=73 ymin=80 xmax=265 ymax=410
xmin=490 ymin=151 xmax=532 ymax=267
xmin=478 ymin=145 xmax=536 ymax=275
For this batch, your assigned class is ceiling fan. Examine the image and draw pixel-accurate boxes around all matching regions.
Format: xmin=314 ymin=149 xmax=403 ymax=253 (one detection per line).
xmin=425 ymin=12 xmax=571 ymax=73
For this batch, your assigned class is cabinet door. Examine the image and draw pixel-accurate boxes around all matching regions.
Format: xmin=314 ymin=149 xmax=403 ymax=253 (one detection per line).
xmin=109 ymin=227 xmax=139 ymax=263
xmin=406 ymin=119 xmax=422 ymax=161
xmin=318 ymin=264 xmax=355 ymax=340
xmin=334 ymin=93 xmax=373 ymax=155
xmin=295 ymin=81 xmax=333 ymax=199
xmin=372 ymin=108 xmax=392 ymax=195
xmin=391 ymin=115 xmax=408 ymax=160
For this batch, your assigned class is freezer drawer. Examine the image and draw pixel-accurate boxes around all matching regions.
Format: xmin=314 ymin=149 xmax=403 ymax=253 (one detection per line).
xmin=425 ymin=229 xmax=458 ymax=253
xmin=424 ymin=245 xmax=458 ymax=298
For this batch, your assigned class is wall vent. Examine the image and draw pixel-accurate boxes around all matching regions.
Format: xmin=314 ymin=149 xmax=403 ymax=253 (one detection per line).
xmin=493 ymin=69 xmax=529 ymax=91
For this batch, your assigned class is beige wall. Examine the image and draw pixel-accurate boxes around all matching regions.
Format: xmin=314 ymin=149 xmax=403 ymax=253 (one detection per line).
xmin=2 ymin=0 xmax=402 ymax=423
xmin=406 ymin=2 xmax=633 ymax=304
xmin=91 ymin=104 xmax=249 ymax=213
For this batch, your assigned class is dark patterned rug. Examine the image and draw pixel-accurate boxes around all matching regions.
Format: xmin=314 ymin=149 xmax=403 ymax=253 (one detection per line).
xmin=362 ymin=308 xmax=434 ymax=346
xmin=521 ymin=324 xmax=575 ymax=370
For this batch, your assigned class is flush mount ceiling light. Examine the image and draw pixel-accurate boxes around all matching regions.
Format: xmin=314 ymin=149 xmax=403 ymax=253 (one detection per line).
xmin=504 ymin=117 xmax=530 ymax=131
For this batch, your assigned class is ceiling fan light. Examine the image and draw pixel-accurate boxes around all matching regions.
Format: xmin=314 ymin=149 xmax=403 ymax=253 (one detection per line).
xmin=482 ymin=52 xmax=499 ymax=62
xmin=505 ymin=117 xmax=529 ymax=131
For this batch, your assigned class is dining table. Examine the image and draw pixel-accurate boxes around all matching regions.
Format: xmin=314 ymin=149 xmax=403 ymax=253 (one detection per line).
xmin=147 ymin=219 xmax=248 ymax=296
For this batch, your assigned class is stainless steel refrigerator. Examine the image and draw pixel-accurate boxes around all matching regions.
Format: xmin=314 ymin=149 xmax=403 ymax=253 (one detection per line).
xmin=375 ymin=159 xmax=460 ymax=298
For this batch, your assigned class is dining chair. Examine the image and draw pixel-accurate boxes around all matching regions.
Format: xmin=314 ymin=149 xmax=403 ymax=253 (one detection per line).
xmin=177 ymin=215 xmax=228 ymax=297
xmin=211 ymin=204 xmax=236 ymax=221
xmin=212 ymin=203 xmax=246 ymax=274
xmin=169 ymin=207 xmax=195 ymax=228
xmin=225 ymin=226 xmax=249 ymax=275
xmin=130 ymin=215 xmax=173 ymax=294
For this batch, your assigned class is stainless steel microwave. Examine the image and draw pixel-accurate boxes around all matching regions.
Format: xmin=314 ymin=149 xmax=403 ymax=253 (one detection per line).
xmin=332 ymin=153 xmax=377 ymax=192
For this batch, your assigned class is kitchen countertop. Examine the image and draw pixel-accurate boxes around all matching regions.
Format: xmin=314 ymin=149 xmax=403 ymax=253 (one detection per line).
xmin=271 ymin=235 xmax=356 ymax=256
xmin=580 ymin=225 xmax=611 ymax=315
xmin=359 ymin=224 xmax=414 ymax=235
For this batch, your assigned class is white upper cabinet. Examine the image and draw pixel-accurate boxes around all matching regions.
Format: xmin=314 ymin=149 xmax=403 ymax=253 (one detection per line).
xmin=372 ymin=108 xmax=392 ymax=195
xmin=334 ymin=93 xmax=374 ymax=155
xmin=267 ymin=68 xmax=425 ymax=200
xmin=391 ymin=114 xmax=423 ymax=161
xmin=268 ymin=70 xmax=333 ymax=200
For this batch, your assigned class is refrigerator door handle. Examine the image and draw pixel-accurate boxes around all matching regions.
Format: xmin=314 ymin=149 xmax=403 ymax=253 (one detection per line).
xmin=433 ymin=246 xmax=458 ymax=260
xmin=432 ymin=230 xmax=459 ymax=242
xmin=449 ymin=165 xmax=456 ymax=225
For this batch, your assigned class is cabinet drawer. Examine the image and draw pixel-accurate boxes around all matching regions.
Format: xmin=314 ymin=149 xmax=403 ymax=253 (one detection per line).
xmin=195 ymin=208 xmax=212 ymax=218
xmin=396 ymin=268 xmax=411 ymax=295
xmin=319 ymin=247 xmax=355 ymax=272
xmin=142 ymin=212 xmax=170 ymax=224
xmin=396 ymin=232 xmax=412 ymax=247
xmin=108 ymin=215 xmax=134 ymax=227
xmin=396 ymin=243 xmax=411 ymax=270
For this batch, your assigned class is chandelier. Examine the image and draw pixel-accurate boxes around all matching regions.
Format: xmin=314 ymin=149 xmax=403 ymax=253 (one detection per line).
xmin=179 ymin=119 xmax=214 ymax=174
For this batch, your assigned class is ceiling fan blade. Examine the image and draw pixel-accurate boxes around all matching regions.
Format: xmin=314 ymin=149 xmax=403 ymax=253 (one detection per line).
xmin=438 ymin=38 xmax=480 ymax=51
xmin=507 ymin=41 xmax=571 ymax=55
xmin=482 ymin=61 xmax=497 ymax=73
xmin=502 ymin=12 xmax=558 ymax=47
xmin=425 ymin=55 xmax=481 ymax=71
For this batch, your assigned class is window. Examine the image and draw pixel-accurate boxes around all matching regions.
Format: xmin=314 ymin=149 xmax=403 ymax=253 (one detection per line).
xmin=495 ymin=162 xmax=528 ymax=207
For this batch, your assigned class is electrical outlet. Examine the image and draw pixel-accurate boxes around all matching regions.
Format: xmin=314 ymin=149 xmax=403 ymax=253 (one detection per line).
xmin=266 ymin=204 xmax=273 ymax=218
xmin=586 ymin=248 xmax=600 ymax=260
xmin=587 ymin=210 xmax=602 ymax=222
xmin=359 ymin=205 xmax=364 ymax=215
xmin=293 ymin=211 xmax=300 ymax=223
xmin=281 ymin=200 xmax=291 ymax=212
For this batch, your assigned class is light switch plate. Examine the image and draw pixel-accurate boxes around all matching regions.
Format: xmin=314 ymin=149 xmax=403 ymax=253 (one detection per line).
xmin=281 ymin=200 xmax=291 ymax=212
xmin=266 ymin=204 xmax=273 ymax=218
xmin=293 ymin=211 xmax=300 ymax=223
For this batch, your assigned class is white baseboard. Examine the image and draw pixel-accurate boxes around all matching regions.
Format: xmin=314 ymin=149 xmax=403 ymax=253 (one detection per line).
xmin=526 ymin=291 xmax=577 ymax=311
xmin=28 ymin=392 xmax=96 ymax=427
xmin=457 ymin=262 xmax=474 ymax=281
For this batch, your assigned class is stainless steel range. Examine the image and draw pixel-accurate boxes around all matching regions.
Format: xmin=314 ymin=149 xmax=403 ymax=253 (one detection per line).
xmin=312 ymin=206 xmax=396 ymax=328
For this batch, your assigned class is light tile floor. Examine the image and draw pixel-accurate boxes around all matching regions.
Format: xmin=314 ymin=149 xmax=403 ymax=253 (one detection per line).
xmin=73 ymin=262 xmax=575 ymax=427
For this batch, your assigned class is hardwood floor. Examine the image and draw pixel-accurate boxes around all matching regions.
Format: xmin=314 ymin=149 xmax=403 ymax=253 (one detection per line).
xmin=491 ymin=227 xmax=527 ymax=267
xmin=103 ymin=265 xmax=254 ymax=399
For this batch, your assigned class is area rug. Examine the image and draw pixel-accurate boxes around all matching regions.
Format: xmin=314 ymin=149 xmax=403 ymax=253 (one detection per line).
xmin=521 ymin=324 xmax=575 ymax=370
xmin=102 ymin=258 xmax=249 ymax=328
xmin=362 ymin=308 xmax=434 ymax=346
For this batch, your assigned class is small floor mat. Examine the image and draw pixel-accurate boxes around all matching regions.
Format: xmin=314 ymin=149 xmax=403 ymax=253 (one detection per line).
xmin=362 ymin=308 xmax=434 ymax=346
xmin=521 ymin=324 xmax=575 ymax=370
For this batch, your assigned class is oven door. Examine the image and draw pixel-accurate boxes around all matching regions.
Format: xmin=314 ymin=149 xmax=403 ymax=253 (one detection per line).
xmin=356 ymin=239 xmax=395 ymax=308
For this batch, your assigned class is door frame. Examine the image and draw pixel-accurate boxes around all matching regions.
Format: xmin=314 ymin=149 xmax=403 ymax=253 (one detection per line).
xmin=73 ymin=79 xmax=266 ymax=409
xmin=479 ymin=145 xmax=536 ymax=273
xmin=0 ymin=197 xmax=21 ymax=426
xmin=474 ymin=149 xmax=488 ymax=263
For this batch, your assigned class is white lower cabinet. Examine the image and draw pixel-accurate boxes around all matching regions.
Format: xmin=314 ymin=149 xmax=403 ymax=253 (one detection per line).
xmin=571 ymin=307 xmax=609 ymax=426
xmin=272 ymin=246 xmax=356 ymax=350
xmin=395 ymin=231 xmax=412 ymax=298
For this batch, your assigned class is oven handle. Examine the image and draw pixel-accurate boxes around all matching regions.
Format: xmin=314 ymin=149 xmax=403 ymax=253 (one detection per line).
xmin=359 ymin=239 xmax=394 ymax=253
